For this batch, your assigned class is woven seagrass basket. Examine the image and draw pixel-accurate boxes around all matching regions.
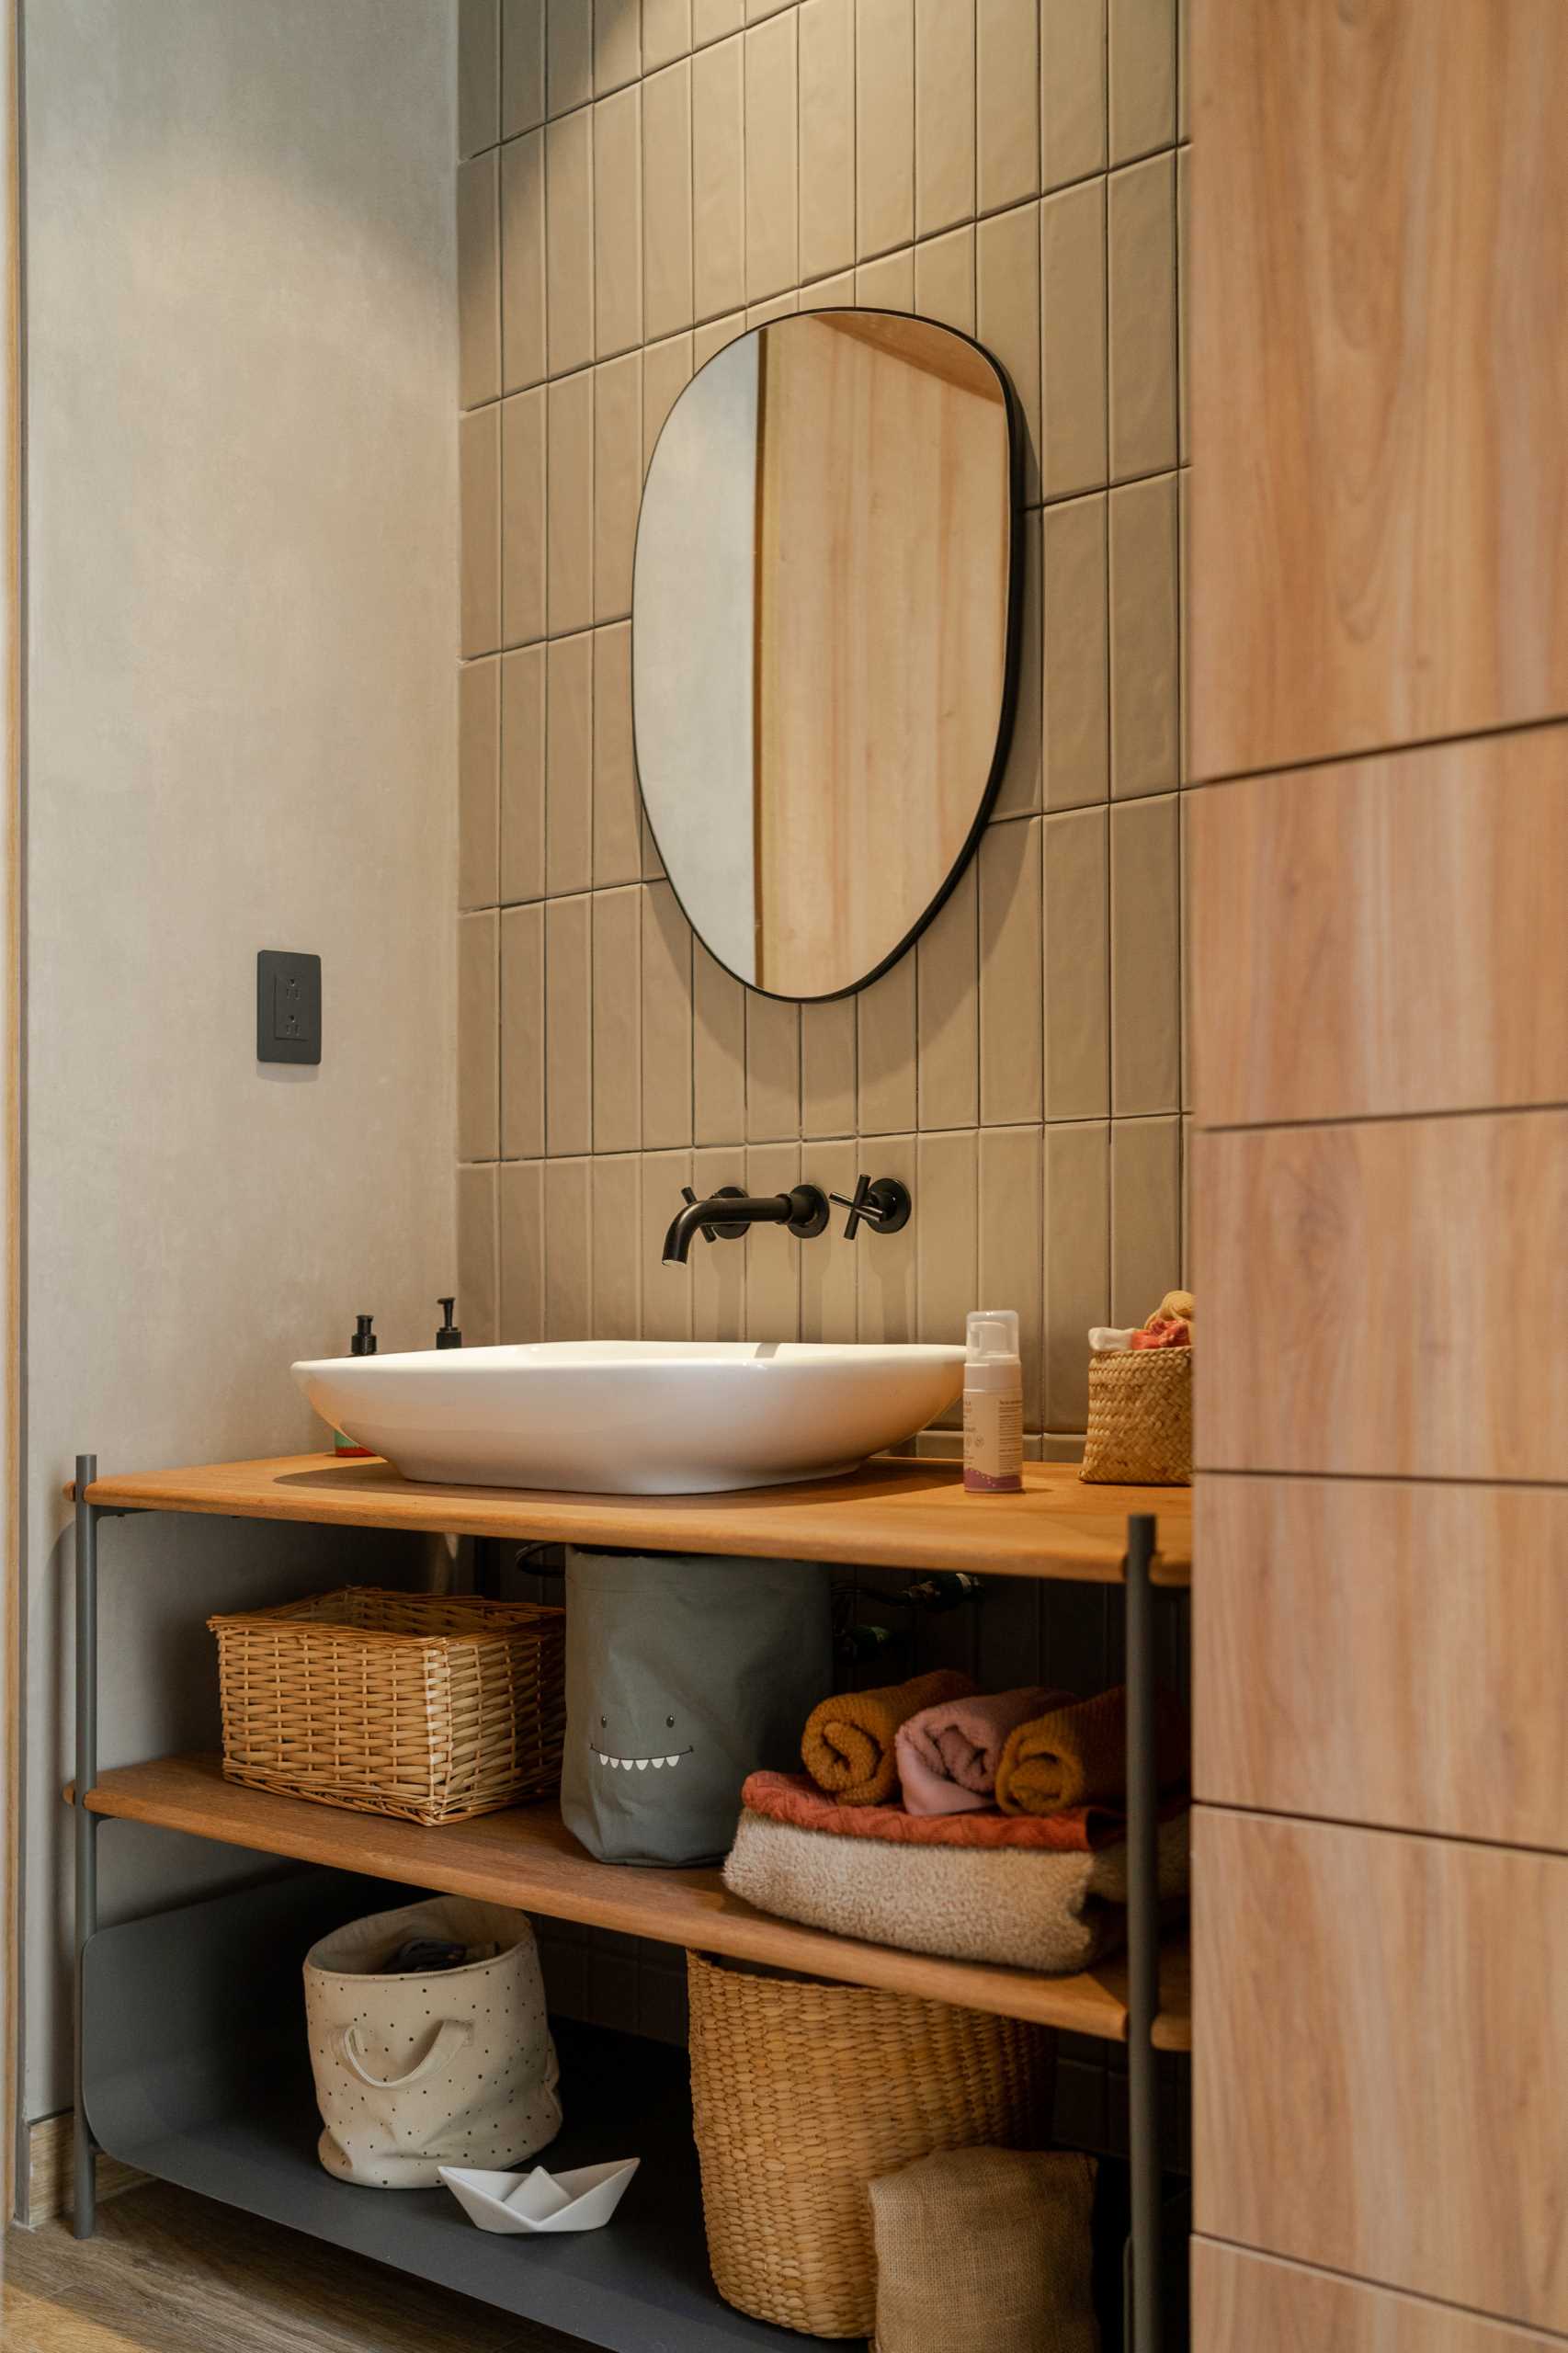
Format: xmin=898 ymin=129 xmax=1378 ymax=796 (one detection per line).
xmin=687 ymin=1952 xmax=1055 ymax=2338
xmin=208 ymin=1588 xmax=565 ymax=1825
xmin=1081 ymin=1346 xmax=1192 ymax=1485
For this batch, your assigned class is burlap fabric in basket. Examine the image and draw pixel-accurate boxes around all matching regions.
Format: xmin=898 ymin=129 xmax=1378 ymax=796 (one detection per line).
xmin=687 ymin=1952 xmax=1054 ymax=2339
xmin=1081 ymin=1347 xmax=1191 ymax=1484
xmin=209 ymin=1588 xmax=566 ymax=1824
xmin=870 ymin=2146 xmax=1098 ymax=2353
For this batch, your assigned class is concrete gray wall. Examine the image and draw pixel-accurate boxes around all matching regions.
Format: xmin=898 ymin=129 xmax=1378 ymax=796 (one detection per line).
xmin=20 ymin=0 xmax=457 ymax=2123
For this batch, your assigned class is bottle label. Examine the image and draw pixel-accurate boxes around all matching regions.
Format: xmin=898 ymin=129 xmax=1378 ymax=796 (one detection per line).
xmin=963 ymin=1390 xmax=1024 ymax=1492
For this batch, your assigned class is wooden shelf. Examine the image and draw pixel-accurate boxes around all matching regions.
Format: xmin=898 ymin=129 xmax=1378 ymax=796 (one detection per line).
xmin=71 ymin=1452 xmax=1191 ymax=1585
xmin=75 ymin=1754 xmax=1191 ymax=2052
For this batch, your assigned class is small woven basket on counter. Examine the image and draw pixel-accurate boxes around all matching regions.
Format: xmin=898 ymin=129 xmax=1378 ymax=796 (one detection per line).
xmin=687 ymin=1951 xmax=1054 ymax=2339
xmin=1080 ymin=1346 xmax=1192 ymax=1484
xmin=208 ymin=1588 xmax=566 ymax=1825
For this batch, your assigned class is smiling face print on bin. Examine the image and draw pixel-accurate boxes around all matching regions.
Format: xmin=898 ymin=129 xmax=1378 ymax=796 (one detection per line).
xmin=594 ymin=1704 xmax=693 ymax=1775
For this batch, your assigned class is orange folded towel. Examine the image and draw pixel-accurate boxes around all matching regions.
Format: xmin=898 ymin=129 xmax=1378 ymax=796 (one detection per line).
xmin=994 ymin=1684 xmax=1188 ymax=1816
xmin=801 ymin=1668 xmax=976 ymax=1806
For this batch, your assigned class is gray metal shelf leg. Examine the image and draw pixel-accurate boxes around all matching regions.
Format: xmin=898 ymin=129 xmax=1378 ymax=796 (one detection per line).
xmin=1125 ymin=1513 xmax=1162 ymax=2353
xmin=73 ymin=1453 xmax=99 ymax=2239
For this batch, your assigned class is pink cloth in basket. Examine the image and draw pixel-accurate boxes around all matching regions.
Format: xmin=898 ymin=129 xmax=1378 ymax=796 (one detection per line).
xmin=894 ymin=1686 xmax=1068 ymax=1815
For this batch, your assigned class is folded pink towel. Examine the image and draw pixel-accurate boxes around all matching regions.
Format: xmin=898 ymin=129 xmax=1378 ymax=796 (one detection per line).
xmin=895 ymin=1686 xmax=1067 ymax=1815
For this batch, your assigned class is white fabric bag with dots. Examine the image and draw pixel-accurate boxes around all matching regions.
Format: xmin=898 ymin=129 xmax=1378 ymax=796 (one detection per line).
xmin=303 ymin=1895 xmax=561 ymax=2188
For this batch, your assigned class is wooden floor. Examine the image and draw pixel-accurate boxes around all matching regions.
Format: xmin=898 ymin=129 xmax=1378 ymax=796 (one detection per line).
xmin=3 ymin=2182 xmax=590 ymax=2353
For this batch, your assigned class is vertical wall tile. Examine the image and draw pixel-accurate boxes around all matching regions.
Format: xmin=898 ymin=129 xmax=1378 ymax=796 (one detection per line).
xmin=915 ymin=0 xmax=974 ymax=241
xmin=1041 ymin=0 xmax=1106 ymax=189
xmin=642 ymin=61 xmax=694 ymax=339
xmin=1044 ymin=1121 xmax=1108 ymax=1429
xmin=459 ymin=153 xmax=502 ymax=409
xmin=746 ymin=992 xmax=801 ymax=1140
xmin=801 ymin=997 xmax=857 ymax=1137
xmin=914 ymin=224 xmax=975 ymax=332
xmin=545 ymin=107 xmax=595 ymax=373
xmin=459 ymin=912 xmax=501 ymax=1159
xmin=1042 ymin=492 xmax=1110 ymax=808
xmin=1040 ymin=177 xmax=1108 ymax=498
xmin=643 ymin=0 xmax=692 ymax=73
xmin=592 ymin=622 xmax=641 ymax=885
xmin=979 ymin=816 xmax=1043 ymax=1125
xmin=547 ymin=369 xmax=595 ymax=635
xmin=689 ymin=1146 xmax=746 ymax=1338
xmin=1110 ymin=793 xmax=1179 ymax=1115
xmin=994 ymin=508 xmax=1042 ymax=813
xmin=1176 ymin=142 xmax=1189 ymax=466
xmin=593 ymin=352 xmax=642 ymax=620
xmin=976 ymin=0 xmax=1039 ymax=217
xmin=546 ymin=0 xmax=594 ymax=114
xmin=694 ymin=941 xmax=746 ymax=1141
xmin=857 ymin=957 xmax=917 ymax=1134
xmin=595 ymin=0 xmax=642 ymax=93
xmin=460 ymin=406 xmax=502 ymax=658
xmin=800 ymin=0 xmax=856 ymax=283
xmin=693 ymin=0 xmax=744 ymax=40
xmin=594 ymin=86 xmax=644 ymax=358
xmin=500 ymin=131 xmax=547 ymax=392
xmin=916 ymin=859 xmax=978 ymax=1130
xmin=1108 ymin=152 xmax=1176 ymax=481
xmin=802 ymin=269 xmax=857 ymax=307
xmin=501 ymin=387 xmax=546 ymax=646
xmin=458 ymin=1163 xmax=500 ymax=1347
xmin=855 ymin=1131 xmax=916 ymax=1340
xmin=502 ymin=0 xmax=547 ymax=138
xmin=1110 ymin=1115 xmax=1179 ymax=1325
xmin=641 ymin=1148 xmax=694 ymax=1336
xmin=1109 ymin=0 xmax=1175 ymax=166
xmin=1109 ymin=470 xmax=1178 ymax=797
xmin=460 ymin=657 xmax=501 ymax=911
xmin=856 ymin=0 xmax=915 ymax=262
xmin=744 ymin=1143 xmax=803 ymax=1339
xmin=855 ymin=247 xmax=915 ymax=308
xmin=460 ymin=0 xmax=502 ymax=155
xmin=501 ymin=902 xmax=546 ymax=1156
xmin=499 ymin=1160 xmax=544 ymax=1340
xmin=591 ymin=1157 xmax=642 ymax=1335
xmin=1176 ymin=0 xmax=1189 ymax=141
xmin=642 ymin=881 xmax=695 ymax=1146
xmin=917 ymin=1131 xmax=978 ymax=1410
xmin=545 ymin=631 xmax=595 ymax=894
xmin=745 ymin=10 xmax=800 ymax=301
xmin=692 ymin=35 xmax=745 ymax=322
xmin=544 ymin=1158 xmax=593 ymax=1335
xmin=1044 ymin=805 xmax=1109 ymax=1120
xmin=500 ymin=643 xmax=546 ymax=902
xmin=642 ymin=332 xmax=694 ymax=469
xmin=594 ymin=885 xmax=643 ymax=1149
xmin=981 ymin=1125 xmax=1043 ymax=1427
xmin=976 ymin=200 xmax=1041 ymax=503
xmin=801 ymin=1139 xmax=859 ymax=1341
xmin=545 ymin=893 xmax=594 ymax=1154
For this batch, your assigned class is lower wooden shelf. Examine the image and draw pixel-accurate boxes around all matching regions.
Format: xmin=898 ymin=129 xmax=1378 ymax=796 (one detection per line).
xmin=75 ymin=1754 xmax=1191 ymax=2052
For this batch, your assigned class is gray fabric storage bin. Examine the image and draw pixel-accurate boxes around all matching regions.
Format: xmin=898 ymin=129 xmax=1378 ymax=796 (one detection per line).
xmin=561 ymin=1550 xmax=832 ymax=1867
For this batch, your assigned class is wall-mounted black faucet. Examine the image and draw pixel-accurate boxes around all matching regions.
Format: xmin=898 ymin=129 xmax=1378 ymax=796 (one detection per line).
xmin=661 ymin=1182 xmax=831 ymax=1266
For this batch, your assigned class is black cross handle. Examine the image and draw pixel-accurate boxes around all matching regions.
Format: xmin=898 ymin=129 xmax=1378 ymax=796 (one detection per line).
xmin=827 ymin=1174 xmax=913 ymax=1241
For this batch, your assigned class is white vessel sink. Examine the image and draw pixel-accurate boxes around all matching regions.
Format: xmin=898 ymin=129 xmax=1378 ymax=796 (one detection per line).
xmin=292 ymin=1339 xmax=966 ymax=1495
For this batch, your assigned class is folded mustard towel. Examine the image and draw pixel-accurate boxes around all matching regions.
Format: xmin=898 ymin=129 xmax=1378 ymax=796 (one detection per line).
xmin=994 ymin=1684 xmax=1188 ymax=1816
xmin=801 ymin=1668 xmax=976 ymax=1806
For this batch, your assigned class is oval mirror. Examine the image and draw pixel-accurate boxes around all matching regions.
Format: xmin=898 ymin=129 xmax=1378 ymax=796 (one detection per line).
xmin=632 ymin=309 xmax=1021 ymax=1002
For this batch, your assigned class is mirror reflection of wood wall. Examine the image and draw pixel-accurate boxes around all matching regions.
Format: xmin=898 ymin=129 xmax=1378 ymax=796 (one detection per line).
xmin=753 ymin=315 xmax=1009 ymax=996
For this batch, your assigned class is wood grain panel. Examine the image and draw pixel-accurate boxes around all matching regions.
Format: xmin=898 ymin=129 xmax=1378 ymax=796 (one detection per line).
xmin=1189 ymin=729 xmax=1568 ymax=1127
xmin=1192 ymin=2240 xmax=1565 ymax=2353
xmin=1194 ymin=1112 xmax=1568 ymax=1480
xmin=1193 ymin=1810 xmax=1568 ymax=2331
xmin=1195 ymin=1476 xmax=1568 ymax=1852
xmin=1188 ymin=0 xmax=1568 ymax=778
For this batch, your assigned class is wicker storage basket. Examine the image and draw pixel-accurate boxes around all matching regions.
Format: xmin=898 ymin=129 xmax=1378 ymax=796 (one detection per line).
xmin=1081 ymin=1347 xmax=1192 ymax=1485
xmin=208 ymin=1588 xmax=566 ymax=1825
xmin=687 ymin=1952 xmax=1055 ymax=2338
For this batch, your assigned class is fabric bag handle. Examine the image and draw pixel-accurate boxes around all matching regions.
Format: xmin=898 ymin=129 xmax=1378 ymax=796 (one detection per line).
xmin=334 ymin=2018 xmax=472 ymax=2091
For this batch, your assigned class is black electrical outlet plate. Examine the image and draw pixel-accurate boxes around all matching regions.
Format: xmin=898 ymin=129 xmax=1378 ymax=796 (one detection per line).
xmin=256 ymin=950 xmax=321 ymax=1065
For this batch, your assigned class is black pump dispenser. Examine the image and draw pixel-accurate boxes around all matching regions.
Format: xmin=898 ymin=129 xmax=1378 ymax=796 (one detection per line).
xmin=436 ymin=1297 xmax=463 ymax=1350
xmin=350 ymin=1313 xmax=378 ymax=1357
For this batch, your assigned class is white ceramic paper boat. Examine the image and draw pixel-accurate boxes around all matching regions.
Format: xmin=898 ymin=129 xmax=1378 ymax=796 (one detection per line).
xmin=438 ymin=2157 xmax=640 ymax=2235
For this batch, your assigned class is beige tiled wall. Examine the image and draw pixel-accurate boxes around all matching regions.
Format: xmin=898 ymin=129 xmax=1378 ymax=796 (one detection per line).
xmin=455 ymin=0 xmax=1190 ymax=1449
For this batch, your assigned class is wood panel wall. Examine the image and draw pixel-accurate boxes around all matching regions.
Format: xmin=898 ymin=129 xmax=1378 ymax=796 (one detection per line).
xmin=1188 ymin=0 xmax=1568 ymax=2339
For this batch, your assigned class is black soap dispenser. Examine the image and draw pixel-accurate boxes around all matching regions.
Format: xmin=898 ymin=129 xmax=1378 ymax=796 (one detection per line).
xmin=332 ymin=1313 xmax=378 ymax=1458
xmin=436 ymin=1297 xmax=463 ymax=1349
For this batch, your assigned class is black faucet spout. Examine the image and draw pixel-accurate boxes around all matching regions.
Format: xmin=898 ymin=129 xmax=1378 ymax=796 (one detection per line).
xmin=661 ymin=1183 xmax=830 ymax=1265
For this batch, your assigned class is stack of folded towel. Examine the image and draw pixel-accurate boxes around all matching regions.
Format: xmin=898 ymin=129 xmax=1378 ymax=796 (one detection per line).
xmin=722 ymin=1671 xmax=1190 ymax=1974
